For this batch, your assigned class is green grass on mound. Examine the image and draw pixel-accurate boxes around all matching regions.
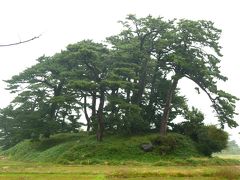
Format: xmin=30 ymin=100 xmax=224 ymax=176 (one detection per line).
xmin=1 ymin=132 xmax=240 ymax=166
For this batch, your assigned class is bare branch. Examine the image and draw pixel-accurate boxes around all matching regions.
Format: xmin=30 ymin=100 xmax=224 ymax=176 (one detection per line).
xmin=0 ymin=34 xmax=41 ymax=47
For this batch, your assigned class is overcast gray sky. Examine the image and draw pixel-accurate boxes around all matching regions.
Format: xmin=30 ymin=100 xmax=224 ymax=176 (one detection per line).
xmin=0 ymin=0 xmax=239 ymax=143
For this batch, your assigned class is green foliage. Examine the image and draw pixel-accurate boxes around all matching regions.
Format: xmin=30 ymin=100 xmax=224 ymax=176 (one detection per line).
xmin=196 ymin=125 xmax=228 ymax=156
xmin=0 ymin=14 xmax=238 ymax=153
xmin=173 ymin=107 xmax=204 ymax=141
xmin=2 ymin=133 xmax=83 ymax=162
xmin=2 ymin=133 xmax=202 ymax=164
xmin=150 ymin=133 xmax=199 ymax=157
xmin=172 ymin=109 xmax=228 ymax=156
xmin=151 ymin=134 xmax=178 ymax=155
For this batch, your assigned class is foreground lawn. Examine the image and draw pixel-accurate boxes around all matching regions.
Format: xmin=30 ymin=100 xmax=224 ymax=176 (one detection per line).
xmin=0 ymin=158 xmax=240 ymax=180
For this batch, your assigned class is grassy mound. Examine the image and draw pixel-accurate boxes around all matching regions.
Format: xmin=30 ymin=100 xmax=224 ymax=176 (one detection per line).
xmin=1 ymin=132 xmax=239 ymax=165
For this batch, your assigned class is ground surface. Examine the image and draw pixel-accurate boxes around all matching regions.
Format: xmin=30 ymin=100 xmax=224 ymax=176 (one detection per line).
xmin=0 ymin=157 xmax=240 ymax=180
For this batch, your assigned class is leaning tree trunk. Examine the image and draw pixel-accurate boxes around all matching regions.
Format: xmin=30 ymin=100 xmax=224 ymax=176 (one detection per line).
xmin=96 ymin=88 xmax=105 ymax=141
xmin=160 ymin=75 xmax=180 ymax=135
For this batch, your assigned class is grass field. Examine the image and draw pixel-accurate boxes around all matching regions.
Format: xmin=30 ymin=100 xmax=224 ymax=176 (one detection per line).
xmin=214 ymin=154 xmax=240 ymax=160
xmin=0 ymin=158 xmax=240 ymax=180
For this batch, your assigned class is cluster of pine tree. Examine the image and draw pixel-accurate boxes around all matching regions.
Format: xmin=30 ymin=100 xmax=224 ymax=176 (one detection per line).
xmin=0 ymin=15 xmax=238 ymax=148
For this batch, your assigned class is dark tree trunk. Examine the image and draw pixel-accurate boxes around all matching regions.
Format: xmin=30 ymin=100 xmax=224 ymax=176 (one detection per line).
xmin=159 ymin=75 xmax=180 ymax=135
xmin=44 ymin=82 xmax=63 ymax=138
xmin=148 ymin=64 xmax=159 ymax=108
xmin=49 ymin=82 xmax=64 ymax=120
xmin=83 ymin=95 xmax=91 ymax=131
xmin=137 ymin=59 xmax=148 ymax=103
xmin=91 ymin=91 xmax=97 ymax=119
xmin=126 ymin=77 xmax=131 ymax=103
xmin=131 ymin=36 xmax=151 ymax=105
xmin=132 ymin=58 xmax=148 ymax=105
xmin=97 ymin=88 xmax=105 ymax=141
xmin=61 ymin=114 xmax=66 ymax=132
xmin=110 ymin=88 xmax=117 ymax=121
xmin=144 ymin=64 xmax=159 ymax=125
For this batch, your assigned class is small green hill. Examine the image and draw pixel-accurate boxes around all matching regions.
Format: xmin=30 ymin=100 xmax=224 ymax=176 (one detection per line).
xmin=2 ymin=132 xmax=240 ymax=166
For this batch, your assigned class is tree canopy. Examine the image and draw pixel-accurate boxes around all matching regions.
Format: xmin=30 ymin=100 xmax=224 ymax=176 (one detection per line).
xmin=0 ymin=15 xmax=238 ymax=148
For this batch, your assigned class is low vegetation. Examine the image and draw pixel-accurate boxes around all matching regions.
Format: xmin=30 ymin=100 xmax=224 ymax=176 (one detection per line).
xmin=1 ymin=132 xmax=238 ymax=166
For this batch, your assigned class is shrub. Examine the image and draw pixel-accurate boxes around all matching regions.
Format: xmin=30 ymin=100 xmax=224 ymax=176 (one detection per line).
xmin=196 ymin=125 xmax=228 ymax=156
xmin=172 ymin=107 xmax=204 ymax=141
xmin=151 ymin=134 xmax=179 ymax=155
xmin=149 ymin=133 xmax=199 ymax=157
